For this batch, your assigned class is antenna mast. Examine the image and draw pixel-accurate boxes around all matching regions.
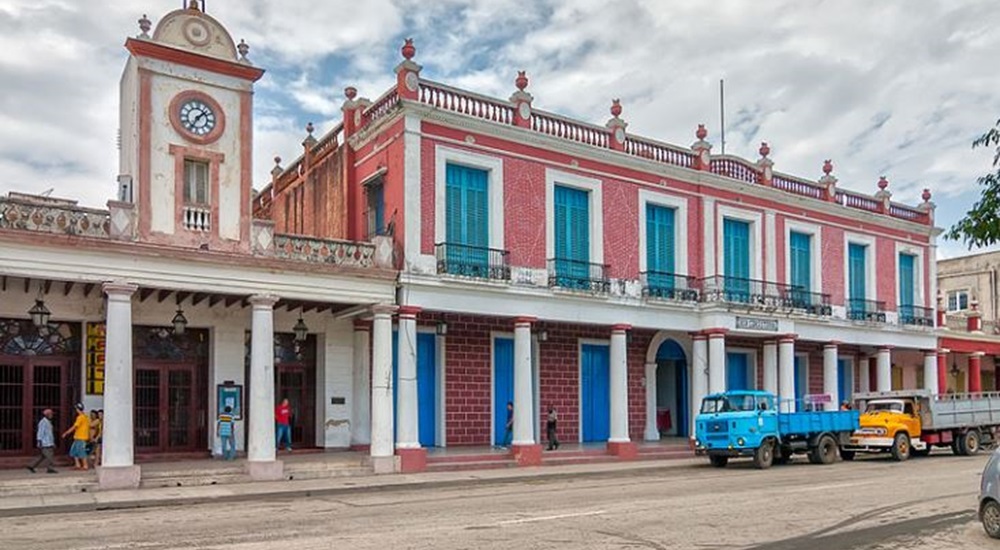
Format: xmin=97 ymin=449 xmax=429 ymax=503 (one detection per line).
xmin=720 ymin=79 xmax=726 ymax=156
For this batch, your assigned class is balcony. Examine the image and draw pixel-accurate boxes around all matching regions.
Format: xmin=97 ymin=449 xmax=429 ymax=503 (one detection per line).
xmin=640 ymin=271 xmax=700 ymax=302
xmin=848 ymin=298 xmax=888 ymax=323
xmin=700 ymin=275 xmax=832 ymax=316
xmin=547 ymin=258 xmax=611 ymax=293
xmin=435 ymin=243 xmax=511 ymax=281
xmin=182 ymin=205 xmax=211 ymax=232
xmin=898 ymin=305 xmax=934 ymax=327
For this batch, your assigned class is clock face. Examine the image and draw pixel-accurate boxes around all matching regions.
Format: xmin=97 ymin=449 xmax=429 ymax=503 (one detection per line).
xmin=179 ymin=100 xmax=216 ymax=137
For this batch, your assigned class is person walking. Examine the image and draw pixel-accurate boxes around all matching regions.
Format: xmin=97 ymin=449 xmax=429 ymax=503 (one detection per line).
xmin=217 ymin=406 xmax=236 ymax=460
xmin=275 ymin=398 xmax=293 ymax=452
xmin=501 ymin=401 xmax=514 ymax=449
xmin=26 ymin=408 xmax=57 ymax=474
xmin=546 ymin=406 xmax=560 ymax=451
xmin=88 ymin=410 xmax=102 ymax=466
xmin=61 ymin=403 xmax=90 ymax=470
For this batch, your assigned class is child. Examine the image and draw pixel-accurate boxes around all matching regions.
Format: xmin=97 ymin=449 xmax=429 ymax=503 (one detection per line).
xmin=218 ymin=406 xmax=236 ymax=460
xmin=546 ymin=406 xmax=560 ymax=451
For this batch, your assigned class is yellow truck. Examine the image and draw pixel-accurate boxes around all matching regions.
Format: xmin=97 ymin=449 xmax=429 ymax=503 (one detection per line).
xmin=842 ymin=390 xmax=1000 ymax=461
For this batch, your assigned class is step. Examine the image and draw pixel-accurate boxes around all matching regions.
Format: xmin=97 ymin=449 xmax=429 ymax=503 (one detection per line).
xmin=426 ymin=458 xmax=517 ymax=472
xmin=542 ymin=455 xmax=620 ymax=467
xmin=427 ymin=453 xmax=513 ymax=465
xmin=542 ymin=449 xmax=610 ymax=459
xmin=634 ymin=451 xmax=693 ymax=461
xmin=140 ymin=472 xmax=251 ymax=489
xmin=0 ymin=475 xmax=98 ymax=497
xmin=283 ymin=466 xmax=372 ymax=481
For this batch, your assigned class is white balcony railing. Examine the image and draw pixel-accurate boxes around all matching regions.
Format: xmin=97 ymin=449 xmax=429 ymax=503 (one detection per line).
xmin=182 ymin=205 xmax=211 ymax=232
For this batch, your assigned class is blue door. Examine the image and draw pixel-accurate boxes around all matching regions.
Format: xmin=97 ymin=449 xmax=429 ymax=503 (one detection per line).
xmin=899 ymin=253 xmax=916 ymax=323
xmin=656 ymin=340 xmax=688 ymax=438
xmin=392 ymin=331 xmax=437 ymax=447
xmin=837 ymin=358 xmax=852 ymax=406
xmin=794 ymin=356 xmax=807 ymax=411
xmin=646 ymin=204 xmax=676 ymax=295
xmin=789 ymin=231 xmax=812 ymax=307
xmin=723 ymin=218 xmax=751 ymax=301
xmin=848 ymin=243 xmax=867 ymax=318
xmin=493 ymin=337 xmax=514 ymax=445
xmin=726 ymin=352 xmax=750 ymax=390
xmin=581 ymin=344 xmax=610 ymax=442
xmin=554 ymin=185 xmax=590 ymax=288
xmin=445 ymin=164 xmax=489 ymax=275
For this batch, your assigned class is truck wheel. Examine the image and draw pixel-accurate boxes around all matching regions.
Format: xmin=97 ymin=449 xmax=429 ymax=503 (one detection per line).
xmin=952 ymin=438 xmax=962 ymax=456
xmin=983 ymin=500 xmax=1000 ymax=539
xmin=709 ymin=455 xmax=729 ymax=468
xmin=774 ymin=446 xmax=792 ymax=465
xmin=891 ymin=433 xmax=911 ymax=461
xmin=840 ymin=449 xmax=856 ymax=461
xmin=808 ymin=435 xmax=838 ymax=465
xmin=753 ymin=441 xmax=774 ymax=469
xmin=960 ymin=430 xmax=982 ymax=456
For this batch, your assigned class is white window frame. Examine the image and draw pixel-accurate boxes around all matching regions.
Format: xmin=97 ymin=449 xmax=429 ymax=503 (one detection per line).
xmin=895 ymin=242 xmax=927 ymax=308
xmin=947 ymin=289 xmax=970 ymax=312
xmin=784 ymin=220 xmax=823 ymax=294
xmin=434 ymin=146 xmax=505 ymax=250
xmin=577 ymin=338 xmax=611 ymax=443
xmin=638 ymin=190 xmax=689 ymax=276
xmin=843 ymin=232 xmax=877 ymax=304
xmin=716 ymin=205 xmax=763 ymax=280
xmin=183 ymin=158 xmax=209 ymax=206
xmin=546 ymin=169 xmax=604 ymax=264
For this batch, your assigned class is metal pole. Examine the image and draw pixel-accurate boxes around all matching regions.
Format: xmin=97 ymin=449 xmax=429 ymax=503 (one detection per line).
xmin=720 ymin=79 xmax=726 ymax=156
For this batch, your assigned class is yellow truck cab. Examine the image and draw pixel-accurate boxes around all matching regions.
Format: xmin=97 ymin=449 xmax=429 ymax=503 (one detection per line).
xmin=844 ymin=390 xmax=1000 ymax=461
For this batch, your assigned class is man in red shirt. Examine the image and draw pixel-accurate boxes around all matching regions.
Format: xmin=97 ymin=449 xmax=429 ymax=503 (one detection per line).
xmin=275 ymin=398 xmax=293 ymax=452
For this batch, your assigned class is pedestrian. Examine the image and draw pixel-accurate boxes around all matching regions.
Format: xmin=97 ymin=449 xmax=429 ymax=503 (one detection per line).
xmin=61 ymin=403 xmax=90 ymax=470
xmin=275 ymin=398 xmax=293 ymax=452
xmin=546 ymin=406 xmax=560 ymax=451
xmin=501 ymin=401 xmax=513 ymax=449
xmin=26 ymin=408 xmax=57 ymax=474
xmin=218 ymin=406 xmax=236 ymax=460
xmin=88 ymin=410 xmax=102 ymax=466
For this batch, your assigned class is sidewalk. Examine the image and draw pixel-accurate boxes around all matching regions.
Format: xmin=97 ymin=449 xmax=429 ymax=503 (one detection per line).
xmin=0 ymin=457 xmax=702 ymax=518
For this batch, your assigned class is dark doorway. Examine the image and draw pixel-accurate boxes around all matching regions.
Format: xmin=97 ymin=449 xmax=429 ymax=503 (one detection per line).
xmin=134 ymin=363 xmax=201 ymax=452
xmin=0 ymin=357 xmax=72 ymax=456
xmin=275 ymin=361 xmax=316 ymax=449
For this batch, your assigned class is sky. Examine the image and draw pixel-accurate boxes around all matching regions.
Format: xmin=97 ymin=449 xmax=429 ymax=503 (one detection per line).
xmin=0 ymin=0 xmax=998 ymax=259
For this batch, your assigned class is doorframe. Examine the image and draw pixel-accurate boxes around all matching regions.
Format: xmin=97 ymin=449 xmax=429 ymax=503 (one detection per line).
xmin=838 ymin=355 xmax=855 ymax=402
xmin=489 ymin=331 xmax=513 ymax=447
xmin=577 ymin=338 xmax=610 ymax=444
xmin=0 ymin=355 xmax=73 ymax=456
xmin=415 ymin=326 xmax=439 ymax=448
xmin=134 ymin=361 xmax=203 ymax=453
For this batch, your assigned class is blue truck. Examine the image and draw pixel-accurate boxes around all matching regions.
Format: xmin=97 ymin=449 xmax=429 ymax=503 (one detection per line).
xmin=694 ymin=390 xmax=861 ymax=469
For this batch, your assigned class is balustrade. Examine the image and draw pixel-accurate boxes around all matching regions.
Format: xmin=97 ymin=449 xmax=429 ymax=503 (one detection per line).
xmin=182 ymin=205 xmax=211 ymax=232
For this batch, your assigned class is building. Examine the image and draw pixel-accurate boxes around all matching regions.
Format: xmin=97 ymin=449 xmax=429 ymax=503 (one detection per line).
xmin=258 ymin=36 xmax=942 ymax=469
xmin=0 ymin=2 xmax=398 ymax=487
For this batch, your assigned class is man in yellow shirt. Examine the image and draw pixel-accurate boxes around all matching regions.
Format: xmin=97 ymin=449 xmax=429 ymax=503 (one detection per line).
xmin=62 ymin=403 xmax=91 ymax=470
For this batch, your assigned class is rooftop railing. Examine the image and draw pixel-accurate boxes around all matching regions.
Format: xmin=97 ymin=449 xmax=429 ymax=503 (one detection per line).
xmin=0 ymin=194 xmax=110 ymax=239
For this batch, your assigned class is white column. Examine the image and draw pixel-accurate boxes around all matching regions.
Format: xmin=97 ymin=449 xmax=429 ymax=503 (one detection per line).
xmin=370 ymin=305 xmax=395 ymax=460
xmin=101 ymin=282 xmax=138 ymax=469
xmin=859 ymin=356 xmax=871 ymax=392
xmin=395 ymin=307 xmax=421 ymax=449
xmin=762 ymin=341 xmax=778 ymax=397
xmin=778 ymin=336 xmax=796 ymax=413
xmin=923 ymin=350 xmax=939 ymax=395
xmin=609 ymin=325 xmax=631 ymax=443
xmin=644 ymin=362 xmax=659 ymax=441
xmin=513 ymin=318 xmax=536 ymax=446
xmin=690 ymin=335 xmax=708 ymax=438
xmin=351 ymin=322 xmax=372 ymax=446
xmin=823 ymin=343 xmax=839 ymax=411
xmin=707 ymin=331 xmax=726 ymax=395
xmin=248 ymin=295 xmax=279 ymax=464
xmin=877 ymin=347 xmax=892 ymax=391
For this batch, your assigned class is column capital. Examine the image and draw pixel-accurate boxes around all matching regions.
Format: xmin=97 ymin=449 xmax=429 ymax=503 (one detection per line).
xmin=778 ymin=333 xmax=797 ymax=344
xmin=689 ymin=331 xmax=708 ymax=341
xmin=938 ymin=348 xmax=951 ymax=355
xmin=878 ymin=345 xmax=894 ymax=352
xmin=971 ymin=351 xmax=986 ymax=358
xmin=922 ymin=349 xmax=938 ymax=356
xmin=513 ymin=316 xmax=537 ymax=326
xmin=248 ymin=294 xmax=279 ymax=309
xmin=353 ymin=319 xmax=372 ymax=331
xmin=611 ymin=323 xmax=632 ymax=333
xmin=763 ymin=340 xmax=778 ymax=347
xmin=397 ymin=305 xmax=422 ymax=318
xmin=704 ymin=328 xmax=728 ymax=338
xmin=824 ymin=341 xmax=841 ymax=349
xmin=102 ymin=281 xmax=138 ymax=298
xmin=371 ymin=303 xmax=397 ymax=317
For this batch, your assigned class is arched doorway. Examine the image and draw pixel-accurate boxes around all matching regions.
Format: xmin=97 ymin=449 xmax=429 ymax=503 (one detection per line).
xmin=653 ymin=339 xmax=688 ymax=438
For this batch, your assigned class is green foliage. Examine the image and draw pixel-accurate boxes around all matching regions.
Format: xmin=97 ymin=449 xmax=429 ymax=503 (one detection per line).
xmin=947 ymin=119 xmax=1000 ymax=249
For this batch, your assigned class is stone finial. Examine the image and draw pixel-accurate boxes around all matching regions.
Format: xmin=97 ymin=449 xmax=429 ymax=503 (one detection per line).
xmin=302 ymin=123 xmax=317 ymax=148
xmin=401 ymin=38 xmax=416 ymax=60
xmin=515 ymin=71 xmax=528 ymax=91
xmin=922 ymin=188 xmax=932 ymax=203
xmin=610 ymin=98 xmax=623 ymax=118
xmin=237 ymin=39 xmax=250 ymax=63
xmin=696 ymin=124 xmax=708 ymax=141
xmin=756 ymin=142 xmax=774 ymax=186
xmin=138 ymin=14 xmax=152 ymax=39
xmin=345 ymin=86 xmax=358 ymax=100
xmin=877 ymin=176 xmax=889 ymax=191
xmin=819 ymin=159 xmax=838 ymax=202
xmin=271 ymin=156 xmax=283 ymax=179
xmin=758 ymin=142 xmax=770 ymax=158
xmin=306 ymin=122 xmax=314 ymax=135
xmin=822 ymin=159 xmax=833 ymax=175
xmin=188 ymin=0 xmax=201 ymax=11
xmin=691 ymin=124 xmax=712 ymax=171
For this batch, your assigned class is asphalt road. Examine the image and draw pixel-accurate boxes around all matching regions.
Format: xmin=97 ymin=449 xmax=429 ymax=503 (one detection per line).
xmin=0 ymin=451 xmax=994 ymax=549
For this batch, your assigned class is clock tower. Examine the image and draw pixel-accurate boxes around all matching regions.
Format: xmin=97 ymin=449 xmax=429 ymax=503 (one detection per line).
xmin=118 ymin=0 xmax=264 ymax=252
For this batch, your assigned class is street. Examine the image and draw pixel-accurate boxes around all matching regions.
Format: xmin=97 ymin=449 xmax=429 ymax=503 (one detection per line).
xmin=0 ymin=452 xmax=993 ymax=550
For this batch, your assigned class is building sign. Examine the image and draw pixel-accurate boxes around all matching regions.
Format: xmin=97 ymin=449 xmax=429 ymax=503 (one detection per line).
xmin=86 ymin=322 xmax=106 ymax=395
xmin=735 ymin=316 xmax=779 ymax=332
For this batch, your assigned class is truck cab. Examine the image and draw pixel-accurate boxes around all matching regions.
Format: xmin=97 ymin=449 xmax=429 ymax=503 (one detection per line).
xmin=695 ymin=391 xmax=778 ymax=458
xmin=845 ymin=393 xmax=926 ymax=460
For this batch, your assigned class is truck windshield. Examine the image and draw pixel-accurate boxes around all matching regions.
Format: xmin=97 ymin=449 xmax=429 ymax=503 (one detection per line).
xmin=866 ymin=401 xmax=904 ymax=413
xmin=701 ymin=395 xmax=756 ymax=413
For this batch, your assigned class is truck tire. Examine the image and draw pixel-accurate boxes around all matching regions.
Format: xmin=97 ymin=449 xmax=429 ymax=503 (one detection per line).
xmin=891 ymin=432 xmax=911 ymax=461
xmin=952 ymin=438 xmax=962 ymax=456
xmin=959 ymin=430 xmax=982 ymax=456
xmin=840 ymin=449 xmax=856 ymax=461
xmin=753 ymin=441 xmax=774 ymax=469
xmin=709 ymin=455 xmax=729 ymax=468
xmin=774 ymin=446 xmax=792 ymax=465
xmin=808 ymin=435 xmax=838 ymax=465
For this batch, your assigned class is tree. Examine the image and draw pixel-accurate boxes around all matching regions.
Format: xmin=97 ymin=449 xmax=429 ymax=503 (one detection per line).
xmin=947 ymin=119 xmax=1000 ymax=249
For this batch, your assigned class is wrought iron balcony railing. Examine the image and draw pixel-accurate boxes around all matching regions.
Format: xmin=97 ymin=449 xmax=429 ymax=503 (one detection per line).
xmin=640 ymin=271 xmax=700 ymax=302
xmin=847 ymin=298 xmax=888 ymax=323
xmin=547 ymin=258 xmax=611 ymax=293
xmin=699 ymin=275 xmax=832 ymax=315
xmin=898 ymin=304 xmax=935 ymax=327
xmin=435 ymin=243 xmax=511 ymax=281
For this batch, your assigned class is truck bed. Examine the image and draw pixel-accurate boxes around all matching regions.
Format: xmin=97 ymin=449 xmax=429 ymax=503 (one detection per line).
xmin=926 ymin=393 xmax=1000 ymax=430
xmin=779 ymin=410 xmax=860 ymax=437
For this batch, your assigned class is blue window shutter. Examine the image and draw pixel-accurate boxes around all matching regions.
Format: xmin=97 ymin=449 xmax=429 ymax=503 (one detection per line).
xmin=899 ymin=253 xmax=915 ymax=308
xmin=646 ymin=204 xmax=675 ymax=274
xmin=789 ymin=232 xmax=811 ymax=290
xmin=554 ymin=185 xmax=590 ymax=284
xmin=848 ymin=244 xmax=866 ymax=302
xmin=723 ymin=219 xmax=751 ymax=299
xmin=445 ymin=164 xmax=489 ymax=246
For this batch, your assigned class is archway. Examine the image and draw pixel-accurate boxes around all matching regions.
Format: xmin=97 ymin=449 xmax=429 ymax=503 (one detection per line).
xmin=644 ymin=332 xmax=692 ymax=441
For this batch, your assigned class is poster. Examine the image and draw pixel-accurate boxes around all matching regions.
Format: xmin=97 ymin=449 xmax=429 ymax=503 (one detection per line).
xmin=86 ymin=322 xmax=106 ymax=395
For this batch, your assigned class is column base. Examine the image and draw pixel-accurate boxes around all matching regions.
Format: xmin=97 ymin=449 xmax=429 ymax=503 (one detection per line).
xmin=350 ymin=444 xmax=371 ymax=453
xmin=512 ymin=443 xmax=543 ymax=466
xmin=607 ymin=441 xmax=638 ymax=460
xmin=247 ymin=460 xmax=284 ymax=481
xmin=371 ymin=455 xmax=398 ymax=474
xmin=396 ymin=447 xmax=428 ymax=473
xmin=97 ymin=465 xmax=141 ymax=490
xmin=644 ymin=428 xmax=660 ymax=442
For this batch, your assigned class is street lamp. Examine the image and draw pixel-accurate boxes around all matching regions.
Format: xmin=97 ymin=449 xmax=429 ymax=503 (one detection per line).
xmin=28 ymin=283 xmax=51 ymax=328
xmin=172 ymin=308 xmax=188 ymax=336
xmin=293 ymin=315 xmax=309 ymax=342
